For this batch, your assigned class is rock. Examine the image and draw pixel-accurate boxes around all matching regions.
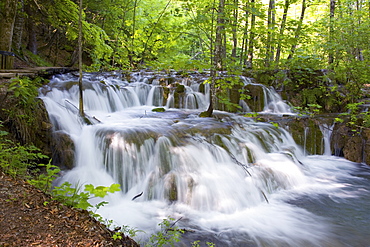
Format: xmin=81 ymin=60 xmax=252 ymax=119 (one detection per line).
xmin=242 ymin=84 xmax=265 ymax=112
xmin=51 ymin=132 xmax=75 ymax=170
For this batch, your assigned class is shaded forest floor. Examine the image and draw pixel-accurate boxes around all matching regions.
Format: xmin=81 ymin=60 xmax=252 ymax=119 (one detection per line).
xmin=0 ymin=169 xmax=138 ymax=247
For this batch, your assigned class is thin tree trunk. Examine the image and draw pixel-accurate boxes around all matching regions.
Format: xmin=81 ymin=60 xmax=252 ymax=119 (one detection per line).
xmin=265 ymin=0 xmax=275 ymax=66
xmin=25 ymin=2 xmax=37 ymax=54
xmin=240 ymin=2 xmax=249 ymax=66
xmin=275 ymin=0 xmax=289 ymax=66
xmin=12 ymin=0 xmax=24 ymax=52
xmin=231 ymin=0 xmax=239 ymax=58
xmin=78 ymin=0 xmax=84 ymax=117
xmin=246 ymin=0 xmax=256 ymax=68
xmin=0 ymin=0 xmax=18 ymax=51
xmin=287 ymin=0 xmax=307 ymax=59
xmin=130 ymin=0 xmax=138 ymax=67
xmin=202 ymin=0 xmax=217 ymax=117
xmin=214 ymin=0 xmax=226 ymax=70
xmin=354 ymin=0 xmax=363 ymax=61
xmin=328 ymin=0 xmax=335 ymax=64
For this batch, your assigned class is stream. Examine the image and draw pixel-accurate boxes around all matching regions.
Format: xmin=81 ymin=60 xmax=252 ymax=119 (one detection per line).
xmin=39 ymin=71 xmax=370 ymax=247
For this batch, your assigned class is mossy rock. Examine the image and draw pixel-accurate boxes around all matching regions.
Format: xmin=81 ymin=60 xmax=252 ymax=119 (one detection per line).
xmin=243 ymin=84 xmax=265 ymax=112
xmin=175 ymin=83 xmax=186 ymax=93
xmin=152 ymin=107 xmax=166 ymax=112
xmin=52 ymin=132 xmax=75 ymax=170
xmin=199 ymin=111 xmax=211 ymax=117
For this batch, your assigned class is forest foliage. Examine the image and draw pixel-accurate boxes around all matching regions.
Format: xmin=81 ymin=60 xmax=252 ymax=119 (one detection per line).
xmin=0 ymin=0 xmax=368 ymax=71
xmin=0 ymin=0 xmax=369 ymax=112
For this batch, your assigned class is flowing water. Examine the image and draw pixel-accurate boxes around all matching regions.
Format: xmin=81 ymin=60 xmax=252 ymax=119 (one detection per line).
xmin=39 ymin=71 xmax=370 ymax=247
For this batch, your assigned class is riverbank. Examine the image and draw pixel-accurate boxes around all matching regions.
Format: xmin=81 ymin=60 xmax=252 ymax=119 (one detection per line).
xmin=0 ymin=70 xmax=138 ymax=246
xmin=0 ymin=169 xmax=138 ymax=246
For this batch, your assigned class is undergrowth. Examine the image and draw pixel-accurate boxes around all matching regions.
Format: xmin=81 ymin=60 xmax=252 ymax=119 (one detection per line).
xmin=0 ymin=123 xmax=48 ymax=178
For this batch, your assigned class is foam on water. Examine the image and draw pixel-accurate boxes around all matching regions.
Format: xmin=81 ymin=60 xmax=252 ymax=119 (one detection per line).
xmin=39 ymin=72 xmax=370 ymax=246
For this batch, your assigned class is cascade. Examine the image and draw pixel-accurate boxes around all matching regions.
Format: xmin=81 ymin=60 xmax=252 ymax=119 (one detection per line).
xmin=319 ymin=123 xmax=335 ymax=156
xmin=240 ymin=77 xmax=292 ymax=114
xmin=39 ymin=71 xmax=370 ymax=247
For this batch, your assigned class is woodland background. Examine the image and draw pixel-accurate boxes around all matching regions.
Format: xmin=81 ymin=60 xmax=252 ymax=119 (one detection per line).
xmin=0 ymin=0 xmax=370 ymax=113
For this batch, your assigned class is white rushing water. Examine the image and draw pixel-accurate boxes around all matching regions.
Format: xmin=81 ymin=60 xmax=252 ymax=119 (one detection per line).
xmin=39 ymin=72 xmax=370 ymax=247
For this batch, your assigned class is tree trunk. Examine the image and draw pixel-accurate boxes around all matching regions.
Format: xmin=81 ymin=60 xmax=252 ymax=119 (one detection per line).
xmin=354 ymin=0 xmax=363 ymax=61
xmin=275 ymin=0 xmax=289 ymax=66
xmin=202 ymin=0 xmax=220 ymax=117
xmin=231 ymin=0 xmax=239 ymax=59
xmin=287 ymin=0 xmax=307 ymax=59
xmin=328 ymin=0 xmax=335 ymax=64
xmin=25 ymin=2 xmax=37 ymax=54
xmin=214 ymin=0 xmax=226 ymax=70
xmin=265 ymin=0 xmax=276 ymax=66
xmin=12 ymin=0 xmax=24 ymax=52
xmin=240 ymin=2 xmax=249 ymax=66
xmin=0 ymin=0 xmax=18 ymax=51
xmin=130 ymin=0 xmax=138 ymax=67
xmin=78 ymin=0 xmax=84 ymax=117
xmin=246 ymin=0 xmax=256 ymax=68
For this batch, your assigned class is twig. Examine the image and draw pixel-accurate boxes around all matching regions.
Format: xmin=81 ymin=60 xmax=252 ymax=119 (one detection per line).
xmin=260 ymin=190 xmax=269 ymax=204
xmin=132 ymin=192 xmax=143 ymax=201
xmin=170 ymin=217 xmax=183 ymax=229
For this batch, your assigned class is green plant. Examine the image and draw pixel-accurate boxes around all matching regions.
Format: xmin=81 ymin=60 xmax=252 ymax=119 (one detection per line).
xmin=29 ymin=162 xmax=129 ymax=241
xmin=2 ymin=76 xmax=50 ymax=144
xmin=291 ymin=104 xmax=322 ymax=116
xmin=306 ymin=103 xmax=322 ymax=115
xmin=270 ymin=122 xmax=279 ymax=128
xmin=335 ymin=102 xmax=370 ymax=132
xmin=7 ymin=76 xmax=44 ymax=107
xmin=28 ymin=160 xmax=60 ymax=193
xmin=244 ymin=112 xmax=259 ymax=118
xmin=29 ymin=163 xmax=120 ymax=211
xmin=112 ymin=232 xmax=123 ymax=240
xmin=120 ymin=225 xmax=142 ymax=238
xmin=0 ymin=124 xmax=49 ymax=178
xmin=110 ymin=225 xmax=143 ymax=241
xmin=51 ymin=182 xmax=121 ymax=210
xmin=145 ymin=217 xmax=185 ymax=247
xmin=191 ymin=240 xmax=216 ymax=247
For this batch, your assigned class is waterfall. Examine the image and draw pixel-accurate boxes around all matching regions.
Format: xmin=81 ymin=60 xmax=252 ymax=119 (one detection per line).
xmin=240 ymin=77 xmax=293 ymax=114
xmin=39 ymin=71 xmax=370 ymax=247
xmin=319 ymin=123 xmax=335 ymax=156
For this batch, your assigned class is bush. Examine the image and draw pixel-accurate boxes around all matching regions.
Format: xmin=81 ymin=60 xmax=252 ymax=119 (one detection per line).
xmin=0 ymin=123 xmax=48 ymax=178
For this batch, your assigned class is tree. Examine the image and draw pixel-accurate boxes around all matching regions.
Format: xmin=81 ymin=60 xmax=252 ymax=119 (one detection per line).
xmin=12 ymin=0 xmax=24 ymax=52
xmin=287 ymin=0 xmax=308 ymax=59
xmin=0 ymin=0 xmax=18 ymax=51
xmin=265 ymin=0 xmax=276 ymax=66
xmin=214 ymin=0 xmax=226 ymax=70
xmin=25 ymin=1 xmax=38 ymax=54
xmin=78 ymin=0 xmax=84 ymax=117
xmin=246 ymin=0 xmax=257 ymax=68
xmin=328 ymin=0 xmax=335 ymax=65
xmin=231 ymin=0 xmax=239 ymax=59
xmin=275 ymin=0 xmax=290 ymax=65
xmin=239 ymin=1 xmax=249 ymax=66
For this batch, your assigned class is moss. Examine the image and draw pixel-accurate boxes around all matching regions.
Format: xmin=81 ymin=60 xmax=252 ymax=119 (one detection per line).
xmin=0 ymin=78 xmax=52 ymax=156
xmin=165 ymin=173 xmax=178 ymax=202
xmin=175 ymin=83 xmax=185 ymax=93
xmin=199 ymin=111 xmax=211 ymax=117
xmin=152 ymin=107 xmax=166 ymax=112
